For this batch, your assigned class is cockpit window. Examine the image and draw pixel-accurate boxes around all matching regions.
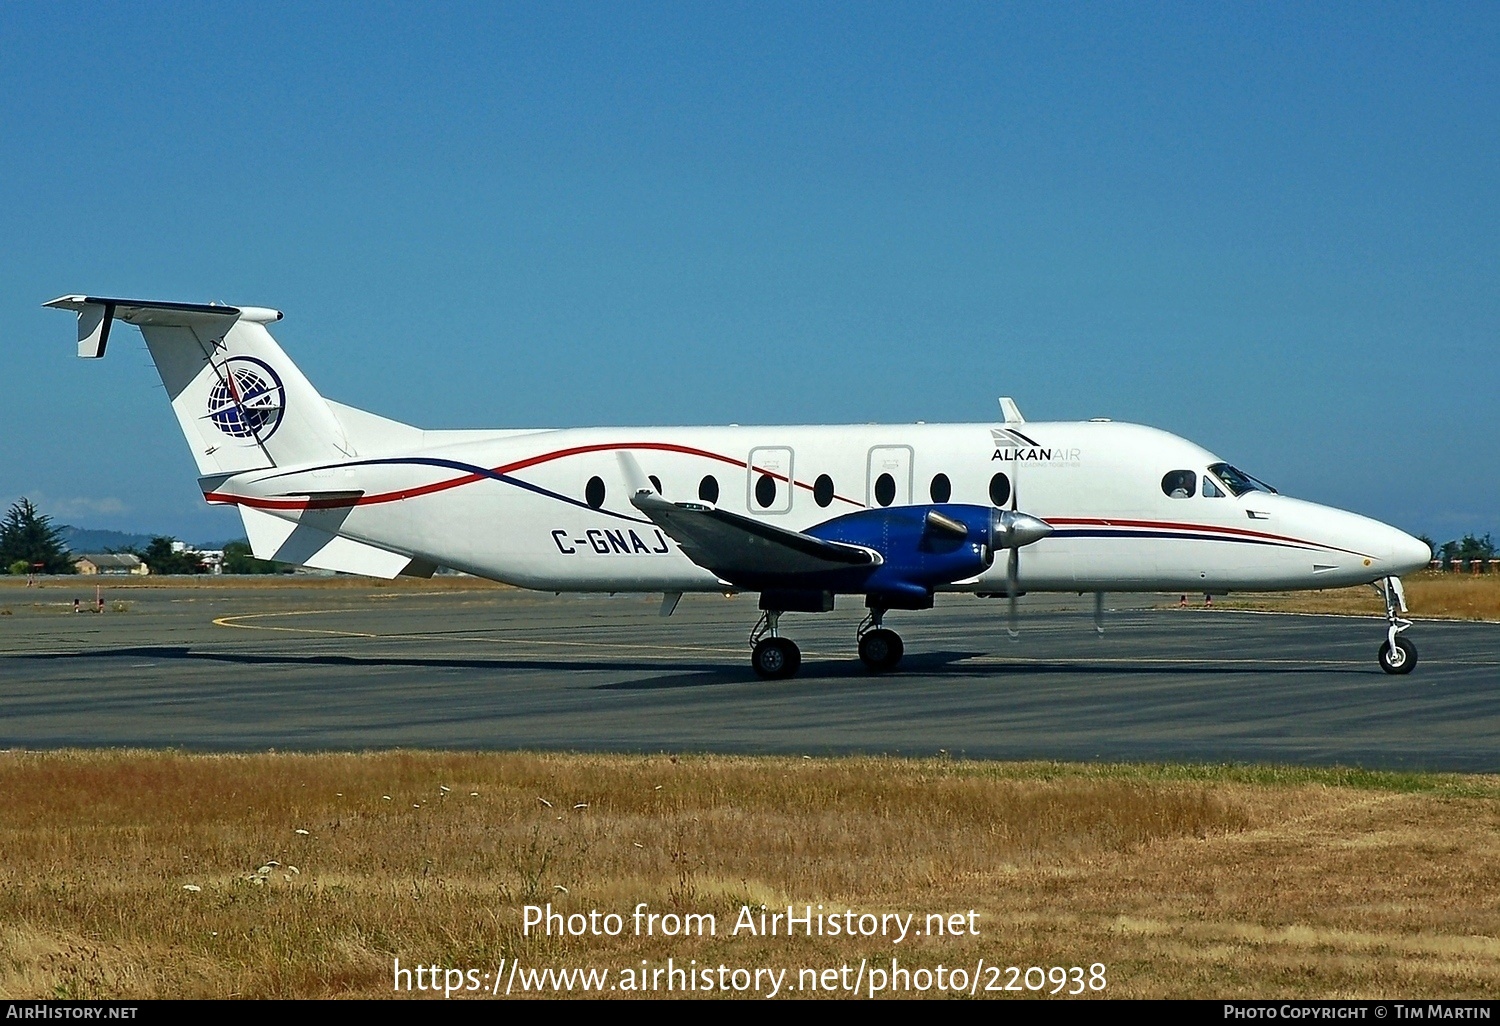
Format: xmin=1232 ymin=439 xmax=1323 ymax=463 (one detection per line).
xmin=1208 ymin=462 xmax=1277 ymax=497
xmin=1161 ymin=470 xmax=1196 ymax=498
xmin=1202 ymin=475 xmax=1225 ymax=498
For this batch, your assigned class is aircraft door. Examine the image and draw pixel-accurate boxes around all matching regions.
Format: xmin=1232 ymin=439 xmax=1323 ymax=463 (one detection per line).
xmin=867 ymin=446 xmax=913 ymax=507
xmin=747 ymin=446 xmax=794 ymax=514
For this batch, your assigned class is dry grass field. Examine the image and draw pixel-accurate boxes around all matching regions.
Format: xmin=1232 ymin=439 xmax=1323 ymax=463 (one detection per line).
xmin=1 ymin=751 xmax=1497 ymax=999
xmin=1189 ymin=571 xmax=1500 ymax=622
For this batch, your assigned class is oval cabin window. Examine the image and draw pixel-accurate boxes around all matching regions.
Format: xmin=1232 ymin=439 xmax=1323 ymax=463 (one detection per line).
xmin=585 ymin=476 xmax=606 ymax=509
xmin=756 ymin=474 xmax=780 ymax=510
xmin=874 ymin=473 xmax=896 ymax=507
xmin=929 ymin=473 xmax=951 ymax=503
xmin=813 ymin=474 xmax=835 ymax=507
xmin=755 ymin=473 xmax=777 ymax=508
xmin=698 ymin=475 xmax=719 ymax=503
xmin=1161 ymin=470 xmax=1197 ymax=498
xmin=989 ymin=472 xmax=1011 ymax=507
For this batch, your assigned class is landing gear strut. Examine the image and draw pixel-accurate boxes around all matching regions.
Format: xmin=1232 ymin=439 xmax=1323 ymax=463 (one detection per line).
xmin=750 ymin=611 xmax=801 ymax=679
xmin=857 ymin=607 xmax=904 ymax=673
xmin=1376 ymin=576 xmax=1417 ymax=675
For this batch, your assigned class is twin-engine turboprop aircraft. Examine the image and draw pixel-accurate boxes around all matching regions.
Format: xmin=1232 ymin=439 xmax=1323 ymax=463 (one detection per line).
xmin=47 ymin=295 xmax=1433 ymax=678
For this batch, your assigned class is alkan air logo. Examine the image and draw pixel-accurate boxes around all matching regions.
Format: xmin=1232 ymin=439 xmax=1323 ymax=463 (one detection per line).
xmin=991 ymin=426 xmax=1080 ymax=462
xmin=206 ymin=357 xmax=286 ymax=441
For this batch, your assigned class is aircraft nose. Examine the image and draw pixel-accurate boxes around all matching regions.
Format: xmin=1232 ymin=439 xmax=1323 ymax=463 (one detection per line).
xmin=1386 ymin=529 xmax=1432 ymax=576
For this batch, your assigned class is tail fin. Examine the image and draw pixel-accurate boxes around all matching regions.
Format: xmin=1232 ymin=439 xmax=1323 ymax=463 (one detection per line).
xmin=46 ymin=295 xmax=355 ymax=475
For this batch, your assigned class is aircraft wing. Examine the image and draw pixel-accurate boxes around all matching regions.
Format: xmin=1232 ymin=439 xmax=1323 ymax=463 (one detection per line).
xmin=629 ymin=491 xmax=880 ymax=582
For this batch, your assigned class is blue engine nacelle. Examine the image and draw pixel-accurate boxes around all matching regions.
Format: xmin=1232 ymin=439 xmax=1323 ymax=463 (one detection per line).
xmin=804 ymin=504 xmax=1005 ymax=608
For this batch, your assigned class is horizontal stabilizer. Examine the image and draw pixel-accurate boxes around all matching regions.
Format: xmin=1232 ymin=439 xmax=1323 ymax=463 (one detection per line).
xmin=238 ymin=505 xmax=419 ymax=579
xmin=241 ymin=503 xmax=299 ymax=558
xmin=299 ymin=535 xmax=415 ymax=578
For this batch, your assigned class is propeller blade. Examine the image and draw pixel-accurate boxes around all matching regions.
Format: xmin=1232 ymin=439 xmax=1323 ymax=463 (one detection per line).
xmin=1007 ymin=547 xmax=1019 ymax=639
xmin=1094 ymin=591 xmax=1105 ymax=635
xmin=1009 ymin=453 xmax=1020 ymax=637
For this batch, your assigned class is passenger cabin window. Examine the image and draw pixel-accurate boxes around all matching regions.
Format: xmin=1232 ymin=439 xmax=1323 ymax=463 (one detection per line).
xmin=648 ymin=475 xmax=663 ymax=495
xmin=813 ymin=474 xmax=835 ymax=507
xmin=929 ymin=473 xmax=951 ymax=503
xmin=1161 ymin=470 xmax=1196 ymax=498
xmin=874 ymin=473 xmax=897 ymax=507
xmin=698 ymin=475 xmax=719 ymax=503
xmin=755 ymin=473 xmax=778 ymax=508
xmin=989 ymin=472 xmax=1011 ymax=508
xmin=1202 ymin=476 xmax=1225 ymax=498
xmin=586 ymin=476 xmax=606 ymax=509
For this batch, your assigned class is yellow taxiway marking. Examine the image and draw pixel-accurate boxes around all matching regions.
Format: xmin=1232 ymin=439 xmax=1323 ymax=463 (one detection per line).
xmin=212 ymin=610 xmax=379 ymax=638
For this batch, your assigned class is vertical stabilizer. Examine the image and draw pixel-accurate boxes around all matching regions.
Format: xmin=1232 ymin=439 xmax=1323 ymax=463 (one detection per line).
xmin=46 ymin=296 xmax=353 ymax=475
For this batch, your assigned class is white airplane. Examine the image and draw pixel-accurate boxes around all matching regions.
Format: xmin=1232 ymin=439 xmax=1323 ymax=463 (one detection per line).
xmin=47 ymin=295 xmax=1433 ymax=679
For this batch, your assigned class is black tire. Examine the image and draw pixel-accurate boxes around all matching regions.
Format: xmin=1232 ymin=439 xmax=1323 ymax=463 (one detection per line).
xmin=752 ymin=638 xmax=801 ymax=680
xmin=858 ymin=629 xmax=905 ymax=673
xmin=1378 ymin=636 xmax=1417 ymax=675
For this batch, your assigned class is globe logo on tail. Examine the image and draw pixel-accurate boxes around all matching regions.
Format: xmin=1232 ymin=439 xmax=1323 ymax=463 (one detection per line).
xmin=206 ymin=357 xmax=286 ymax=440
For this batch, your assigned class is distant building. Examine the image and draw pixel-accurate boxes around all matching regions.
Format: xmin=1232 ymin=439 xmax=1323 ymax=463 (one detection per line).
xmin=74 ymin=553 xmax=149 ymax=576
xmin=170 ymin=539 xmax=225 ymax=573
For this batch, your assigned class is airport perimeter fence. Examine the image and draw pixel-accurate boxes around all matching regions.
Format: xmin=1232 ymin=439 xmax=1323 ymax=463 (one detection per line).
xmin=1429 ymin=559 xmax=1500 ymax=573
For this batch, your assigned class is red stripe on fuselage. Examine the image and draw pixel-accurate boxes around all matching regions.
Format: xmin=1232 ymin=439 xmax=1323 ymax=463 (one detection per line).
xmin=204 ymin=441 xmax=866 ymax=511
xmin=1045 ymin=516 xmax=1373 ymax=559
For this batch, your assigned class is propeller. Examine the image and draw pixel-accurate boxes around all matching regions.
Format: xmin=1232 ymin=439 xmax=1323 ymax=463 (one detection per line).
xmin=986 ymin=504 xmax=1051 ymax=639
xmin=994 ymin=428 xmax=1053 ymax=637
xmin=1007 ymin=555 xmax=1020 ymax=638
xmin=1008 ymin=466 xmax=1020 ymax=637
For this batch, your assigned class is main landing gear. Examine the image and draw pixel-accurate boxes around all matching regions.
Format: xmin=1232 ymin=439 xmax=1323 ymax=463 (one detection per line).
xmin=857 ymin=607 xmax=903 ymax=673
xmin=748 ymin=605 xmax=906 ymax=679
xmin=750 ymin=612 xmax=801 ymax=680
xmin=1377 ymin=576 xmax=1417 ymax=675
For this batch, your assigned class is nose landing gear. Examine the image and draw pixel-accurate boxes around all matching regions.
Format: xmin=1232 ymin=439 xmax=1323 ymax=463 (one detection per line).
xmin=1376 ymin=576 xmax=1417 ymax=675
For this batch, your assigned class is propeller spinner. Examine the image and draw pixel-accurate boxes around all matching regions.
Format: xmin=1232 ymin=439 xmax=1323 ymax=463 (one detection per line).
xmin=985 ymin=504 xmax=1052 ymax=638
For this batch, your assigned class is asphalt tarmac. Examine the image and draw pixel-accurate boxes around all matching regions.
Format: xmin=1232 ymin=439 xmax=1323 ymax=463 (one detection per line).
xmin=1 ymin=580 xmax=1497 ymax=769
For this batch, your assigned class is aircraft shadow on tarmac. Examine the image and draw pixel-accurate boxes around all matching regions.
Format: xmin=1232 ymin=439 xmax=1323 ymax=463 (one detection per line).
xmin=585 ymin=652 xmax=1376 ymax=689
xmin=3 ymin=646 xmax=1376 ymax=690
xmin=3 ymin=646 xmax=728 ymax=677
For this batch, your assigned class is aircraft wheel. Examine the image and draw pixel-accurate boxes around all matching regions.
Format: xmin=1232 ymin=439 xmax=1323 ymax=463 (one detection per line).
xmin=752 ymin=637 xmax=801 ymax=680
xmin=1378 ymin=637 xmax=1417 ymax=675
xmin=858 ymin=629 xmax=904 ymax=673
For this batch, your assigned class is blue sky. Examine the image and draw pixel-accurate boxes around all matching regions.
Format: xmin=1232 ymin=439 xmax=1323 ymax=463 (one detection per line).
xmin=2 ymin=2 xmax=1495 ymax=543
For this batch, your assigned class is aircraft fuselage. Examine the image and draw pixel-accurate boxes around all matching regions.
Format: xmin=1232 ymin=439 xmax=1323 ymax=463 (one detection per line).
xmin=207 ymin=419 xmax=1431 ymax=595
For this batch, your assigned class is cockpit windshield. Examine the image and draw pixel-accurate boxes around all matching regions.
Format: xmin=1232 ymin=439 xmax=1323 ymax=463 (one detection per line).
xmin=1208 ymin=463 xmax=1277 ymax=497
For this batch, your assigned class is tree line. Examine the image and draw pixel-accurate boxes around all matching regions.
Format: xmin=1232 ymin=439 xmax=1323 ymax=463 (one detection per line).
xmin=1 ymin=498 xmax=289 ymax=575
xmin=1418 ymin=533 xmax=1496 ymax=567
